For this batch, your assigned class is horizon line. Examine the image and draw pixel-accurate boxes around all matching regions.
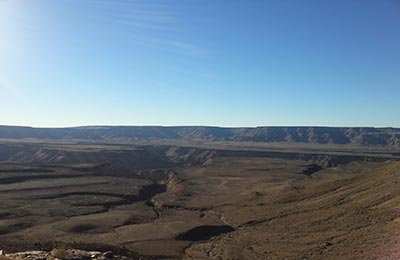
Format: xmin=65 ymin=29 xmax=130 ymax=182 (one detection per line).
xmin=0 ymin=124 xmax=399 ymax=129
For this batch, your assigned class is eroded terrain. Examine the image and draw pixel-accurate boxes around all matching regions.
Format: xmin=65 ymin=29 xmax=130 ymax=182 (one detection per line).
xmin=0 ymin=140 xmax=399 ymax=259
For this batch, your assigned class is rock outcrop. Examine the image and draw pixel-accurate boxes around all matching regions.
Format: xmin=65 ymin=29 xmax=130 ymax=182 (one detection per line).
xmin=1 ymin=249 xmax=144 ymax=260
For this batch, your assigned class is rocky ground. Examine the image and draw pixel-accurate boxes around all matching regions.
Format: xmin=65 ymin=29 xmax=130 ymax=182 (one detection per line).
xmin=1 ymin=141 xmax=400 ymax=259
xmin=0 ymin=249 xmax=144 ymax=260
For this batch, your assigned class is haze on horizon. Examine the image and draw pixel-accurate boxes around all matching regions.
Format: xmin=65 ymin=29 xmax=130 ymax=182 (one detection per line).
xmin=0 ymin=0 xmax=399 ymax=128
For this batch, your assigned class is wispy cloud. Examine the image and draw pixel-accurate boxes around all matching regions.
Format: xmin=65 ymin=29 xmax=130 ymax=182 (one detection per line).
xmin=128 ymin=34 xmax=205 ymax=58
xmin=165 ymin=40 xmax=206 ymax=58
xmin=88 ymin=0 xmax=204 ymax=57
xmin=89 ymin=0 xmax=174 ymax=30
xmin=115 ymin=19 xmax=169 ymax=31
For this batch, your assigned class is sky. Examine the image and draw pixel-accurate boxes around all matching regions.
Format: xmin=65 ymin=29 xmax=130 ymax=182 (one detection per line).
xmin=0 ymin=0 xmax=399 ymax=128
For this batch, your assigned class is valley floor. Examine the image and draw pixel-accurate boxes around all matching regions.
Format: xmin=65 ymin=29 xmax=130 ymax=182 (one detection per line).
xmin=0 ymin=141 xmax=399 ymax=259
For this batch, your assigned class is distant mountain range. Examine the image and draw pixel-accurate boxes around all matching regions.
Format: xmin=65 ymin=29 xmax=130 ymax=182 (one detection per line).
xmin=0 ymin=125 xmax=399 ymax=146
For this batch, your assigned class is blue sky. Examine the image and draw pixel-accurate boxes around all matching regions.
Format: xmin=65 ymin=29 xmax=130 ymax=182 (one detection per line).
xmin=0 ymin=0 xmax=399 ymax=127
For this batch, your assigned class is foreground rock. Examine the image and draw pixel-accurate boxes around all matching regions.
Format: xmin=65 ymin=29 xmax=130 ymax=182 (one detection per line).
xmin=2 ymin=249 xmax=143 ymax=260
